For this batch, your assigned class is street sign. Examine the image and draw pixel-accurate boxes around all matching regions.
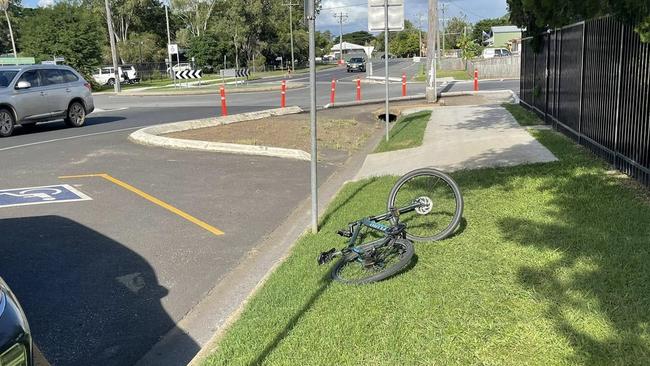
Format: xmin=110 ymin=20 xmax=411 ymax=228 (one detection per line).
xmin=220 ymin=68 xmax=236 ymax=77
xmin=168 ymin=44 xmax=178 ymax=54
xmin=235 ymin=69 xmax=250 ymax=78
xmin=368 ymin=0 xmax=404 ymax=31
xmin=0 ymin=184 xmax=92 ymax=208
xmin=175 ymin=69 xmax=203 ymax=79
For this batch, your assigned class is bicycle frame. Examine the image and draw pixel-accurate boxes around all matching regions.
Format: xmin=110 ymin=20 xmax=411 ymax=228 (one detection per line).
xmin=343 ymin=200 xmax=423 ymax=253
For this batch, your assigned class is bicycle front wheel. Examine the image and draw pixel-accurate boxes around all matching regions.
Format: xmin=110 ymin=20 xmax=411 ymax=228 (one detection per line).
xmin=332 ymin=238 xmax=414 ymax=285
xmin=388 ymin=168 xmax=463 ymax=242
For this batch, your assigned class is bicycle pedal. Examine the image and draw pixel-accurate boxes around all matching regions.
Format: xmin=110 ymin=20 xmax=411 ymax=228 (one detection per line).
xmin=337 ymin=229 xmax=352 ymax=238
xmin=318 ymin=248 xmax=337 ymax=265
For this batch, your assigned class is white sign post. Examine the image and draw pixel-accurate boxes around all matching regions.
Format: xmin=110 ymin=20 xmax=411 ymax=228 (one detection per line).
xmin=369 ymin=0 xmax=404 ymax=142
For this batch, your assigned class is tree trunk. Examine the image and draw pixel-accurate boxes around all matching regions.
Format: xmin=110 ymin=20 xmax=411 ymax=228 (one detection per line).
xmin=4 ymin=9 xmax=16 ymax=58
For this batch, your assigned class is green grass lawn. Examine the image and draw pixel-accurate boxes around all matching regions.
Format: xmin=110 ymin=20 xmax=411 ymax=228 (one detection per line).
xmin=503 ymin=103 xmax=545 ymax=126
xmin=373 ymin=111 xmax=431 ymax=153
xmin=202 ymin=118 xmax=650 ymax=365
xmin=414 ymin=66 xmax=471 ymax=82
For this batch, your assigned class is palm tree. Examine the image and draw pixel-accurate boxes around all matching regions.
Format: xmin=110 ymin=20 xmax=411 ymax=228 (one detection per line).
xmin=0 ymin=0 xmax=17 ymax=58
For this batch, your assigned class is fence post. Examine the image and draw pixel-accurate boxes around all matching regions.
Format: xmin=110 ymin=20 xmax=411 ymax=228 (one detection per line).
xmin=613 ymin=23 xmax=625 ymax=167
xmin=578 ymin=21 xmax=586 ymax=143
xmin=544 ymin=31 xmax=551 ymax=123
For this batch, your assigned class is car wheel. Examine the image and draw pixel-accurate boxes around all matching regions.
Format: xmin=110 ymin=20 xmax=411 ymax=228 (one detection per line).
xmin=65 ymin=101 xmax=86 ymax=128
xmin=107 ymin=78 xmax=115 ymax=86
xmin=0 ymin=109 xmax=14 ymax=137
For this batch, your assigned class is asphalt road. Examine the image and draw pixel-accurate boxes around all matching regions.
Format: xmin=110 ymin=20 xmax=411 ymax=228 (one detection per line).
xmin=0 ymin=62 xmax=520 ymax=365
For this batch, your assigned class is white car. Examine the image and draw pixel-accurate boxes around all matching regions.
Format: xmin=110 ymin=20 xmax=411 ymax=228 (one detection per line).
xmin=92 ymin=65 xmax=139 ymax=86
xmin=482 ymin=48 xmax=512 ymax=58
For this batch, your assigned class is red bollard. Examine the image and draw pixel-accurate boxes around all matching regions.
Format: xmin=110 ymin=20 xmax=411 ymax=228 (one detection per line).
xmin=356 ymin=78 xmax=361 ymax=101
xmin=402 ymin=72 xmax=407 ymax=97
xmin=219 ymin=86 xmax=227 ymax=116
xmin=474 ymin=69 xmax=479 ymax=91
xmin=330 ymin=79 xmax=336 ymax=105
xmin=281 ymin=80 xmax=287 ymax=108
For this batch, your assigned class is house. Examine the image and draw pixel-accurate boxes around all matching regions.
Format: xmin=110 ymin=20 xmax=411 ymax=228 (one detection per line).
xmin=484 ymin=25 xmax=524 ymax=52
xmin=329 ymin=42 xmax=375 ymax=60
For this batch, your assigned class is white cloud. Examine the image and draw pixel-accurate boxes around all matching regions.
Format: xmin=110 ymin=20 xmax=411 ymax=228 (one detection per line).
xmin=317 ymin=0 xmax=369 ymax=29
xmin=37 ymin=0 xmax=55 ymax=7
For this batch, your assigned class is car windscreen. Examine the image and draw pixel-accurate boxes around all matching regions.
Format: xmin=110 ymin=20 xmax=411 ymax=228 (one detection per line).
xmin=0 ymin=71 xmax=18 ymax=88
xmin=349 ymin=58 xmax=363 ymax=63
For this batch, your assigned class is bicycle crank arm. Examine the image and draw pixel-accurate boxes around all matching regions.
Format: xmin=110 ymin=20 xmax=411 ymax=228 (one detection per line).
xmin=318 ymin=248 xmax=340 ymax=265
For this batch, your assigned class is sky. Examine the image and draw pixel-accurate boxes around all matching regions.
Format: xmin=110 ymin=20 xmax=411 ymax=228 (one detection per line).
xmin=23 ymin=0 xmax=510 ymax=33
xmin=316 ymin=0 xmax=509 ymax=34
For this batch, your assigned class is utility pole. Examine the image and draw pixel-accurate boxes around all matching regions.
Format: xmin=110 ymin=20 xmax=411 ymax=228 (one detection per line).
xmin=383 ymin=0 xmax=389 ymax=142
xmin=165 ymin=5 xmax=175 ymax=86
xmin=418 ymin=13 xmax=424 ymax=57
xmin=306 ymin=0 xmax=318 ymax=233
xmin=441 ymin=2 xmax=447 ymax=53
xmin=333 ymin=12 xmax=348 ymax=64
xmin=284 ymin=2 xmax=298 ymax=72
xmin=426 ymin=0 xmax=437 ymax=102
xmin=104 ymin=0 xmax=121 ymax=93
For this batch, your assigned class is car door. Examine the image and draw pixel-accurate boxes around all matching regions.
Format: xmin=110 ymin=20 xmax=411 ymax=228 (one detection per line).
xmin=12 ymin=70 xmax=47 ymax=121
xmin=38 ymin=69 xmax=68 ymax=116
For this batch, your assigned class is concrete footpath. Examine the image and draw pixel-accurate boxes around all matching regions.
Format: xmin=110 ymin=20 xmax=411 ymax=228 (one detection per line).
xmin=355 ymin=103 xmax=558 ymax=180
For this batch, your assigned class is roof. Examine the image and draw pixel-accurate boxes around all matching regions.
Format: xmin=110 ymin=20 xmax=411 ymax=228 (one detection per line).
xmin=0 ymin=64 xmax=75 ymax=71
xmin=491 ymin=26 xmax=523 ymax=33
xmin=331 ymin=42 xmax=366 ymax=51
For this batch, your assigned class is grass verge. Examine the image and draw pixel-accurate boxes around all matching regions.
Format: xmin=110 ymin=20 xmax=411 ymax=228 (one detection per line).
xmin=373 ymin=111 xmax=431 ymax=153
xmin=202 ymin=120 xmax=650 ymax=365
xmin=415 ymin=66 xmax=471 ymax=82
xmin=502 ymin=103 xmax=545 ymax=126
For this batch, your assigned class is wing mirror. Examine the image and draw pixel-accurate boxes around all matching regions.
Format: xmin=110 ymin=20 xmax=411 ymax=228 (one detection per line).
xmin=15 ymin=81 xmax=31 ymax=90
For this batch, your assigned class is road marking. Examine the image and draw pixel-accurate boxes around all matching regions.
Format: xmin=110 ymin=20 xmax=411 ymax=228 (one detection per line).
xmin=0 ymin=126 xmax=142 ymax=152
xmin=0 ymin=184 xmax=92 ymax=208
xmin=59 ymin=173 xmax=224 ymax=236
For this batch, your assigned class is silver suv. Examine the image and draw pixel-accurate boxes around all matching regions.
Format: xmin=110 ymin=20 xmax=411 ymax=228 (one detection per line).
xmin=0 ymin=64 xmax=95 ymax=137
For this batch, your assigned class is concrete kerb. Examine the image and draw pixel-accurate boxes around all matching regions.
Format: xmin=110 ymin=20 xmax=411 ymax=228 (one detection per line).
xmin=128 ymin=107 xmax=311 ymax=161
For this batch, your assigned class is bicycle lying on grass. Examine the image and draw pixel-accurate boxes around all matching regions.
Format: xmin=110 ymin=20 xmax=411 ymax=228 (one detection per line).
xmin=318 ymin=168 xmax=464 ymax=284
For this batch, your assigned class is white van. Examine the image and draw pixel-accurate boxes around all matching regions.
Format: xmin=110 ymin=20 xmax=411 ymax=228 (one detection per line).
xmin=482 ymin=48 xmax=512 ymax=59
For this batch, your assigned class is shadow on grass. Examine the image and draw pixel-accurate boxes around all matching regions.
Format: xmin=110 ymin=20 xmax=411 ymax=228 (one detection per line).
xmin=250 ymin=271 xmax=333 ymax=366
xmin=319 ymin=177 xmax=383 ymax=228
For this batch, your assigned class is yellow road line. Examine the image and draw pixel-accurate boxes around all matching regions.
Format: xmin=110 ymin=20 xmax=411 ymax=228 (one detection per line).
xmin=59 ymin=173 xmax=224 ymax=236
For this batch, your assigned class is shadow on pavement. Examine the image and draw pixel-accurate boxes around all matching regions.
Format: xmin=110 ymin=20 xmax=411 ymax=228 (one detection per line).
xmin=0 ymin=215 xmax=199 ymax=366
xmin=11 ymin=116 xmax=126 ymax=136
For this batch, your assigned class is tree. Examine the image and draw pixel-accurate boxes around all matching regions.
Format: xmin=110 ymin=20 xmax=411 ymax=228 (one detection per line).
xmin=342 ymin=31 xmax=374 ymax=45
xmin=117 ymin=32 xmax=166 ymax=63
xmin=507 ymin=0 xmax=650 ymax=42
xmin=0 ymin=0 xmax=16 ymax=57
xmin=444 ymin=16 xmax=471 ymax=49
xmin=471 ymin=15 xmax=510 ymax=44
xmin=20 ymin=3 xmax=103 ymax=74
xmin=390 ymin=31 xmax=420 ymax=57
xmin=456 ymin=34 xmax=482 ymax=60
xmin=188 ymin=32 xmax=230 ymax=69
xmin=172 ymin=0 xmax=219 ymax=37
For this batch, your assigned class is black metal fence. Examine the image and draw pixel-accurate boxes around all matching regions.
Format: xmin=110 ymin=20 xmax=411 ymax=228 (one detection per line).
xmin=521 ymin=16 xmax=650 ymax=187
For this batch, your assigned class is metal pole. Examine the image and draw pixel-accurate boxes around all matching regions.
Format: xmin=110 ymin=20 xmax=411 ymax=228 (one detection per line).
xmin=105 ymin=0 xmax=121 ymax=93
xmin=426 ymin=0 xmax=437 ymax=102
xmin=307 ymin=0 xmax=318 ymax=233
xmin=288 ymin=3 xmax=295 ymax=72
xmin=441 ymin=3 xmax=446 ymax=53
xmin=339 ymin=14 xmax=344 ymax=63
xmin=384 ymin=0 xmax=389 ymax=141
xmin=165 ymin=5 xmax=175 ymax=86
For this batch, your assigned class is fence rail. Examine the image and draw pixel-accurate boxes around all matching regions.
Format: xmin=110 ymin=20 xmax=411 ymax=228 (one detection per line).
xmin=520 ymin=16 xmax=650 ymax=187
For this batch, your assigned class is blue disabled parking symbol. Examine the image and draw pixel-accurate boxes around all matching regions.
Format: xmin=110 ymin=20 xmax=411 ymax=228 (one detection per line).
xmin=0 ymin=184 xmax=92 ymax=208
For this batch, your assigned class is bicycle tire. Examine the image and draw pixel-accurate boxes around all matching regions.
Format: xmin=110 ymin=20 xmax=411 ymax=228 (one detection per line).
xmin=387 ymin=168 xmax=463 ymax=242
xmin=331 ymin=238 xmax=414 ymax=285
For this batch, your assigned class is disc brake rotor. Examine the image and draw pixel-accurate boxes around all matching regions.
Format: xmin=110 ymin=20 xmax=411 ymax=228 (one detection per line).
xmin=414 ymin=196 xmax=433 ymax=215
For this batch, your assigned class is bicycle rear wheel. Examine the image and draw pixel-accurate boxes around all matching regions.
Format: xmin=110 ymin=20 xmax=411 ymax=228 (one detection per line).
xmin=387 ymin=168 xmax=463 ymax=242
xmin=332 ymin=238 xmax=414 ymax=285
